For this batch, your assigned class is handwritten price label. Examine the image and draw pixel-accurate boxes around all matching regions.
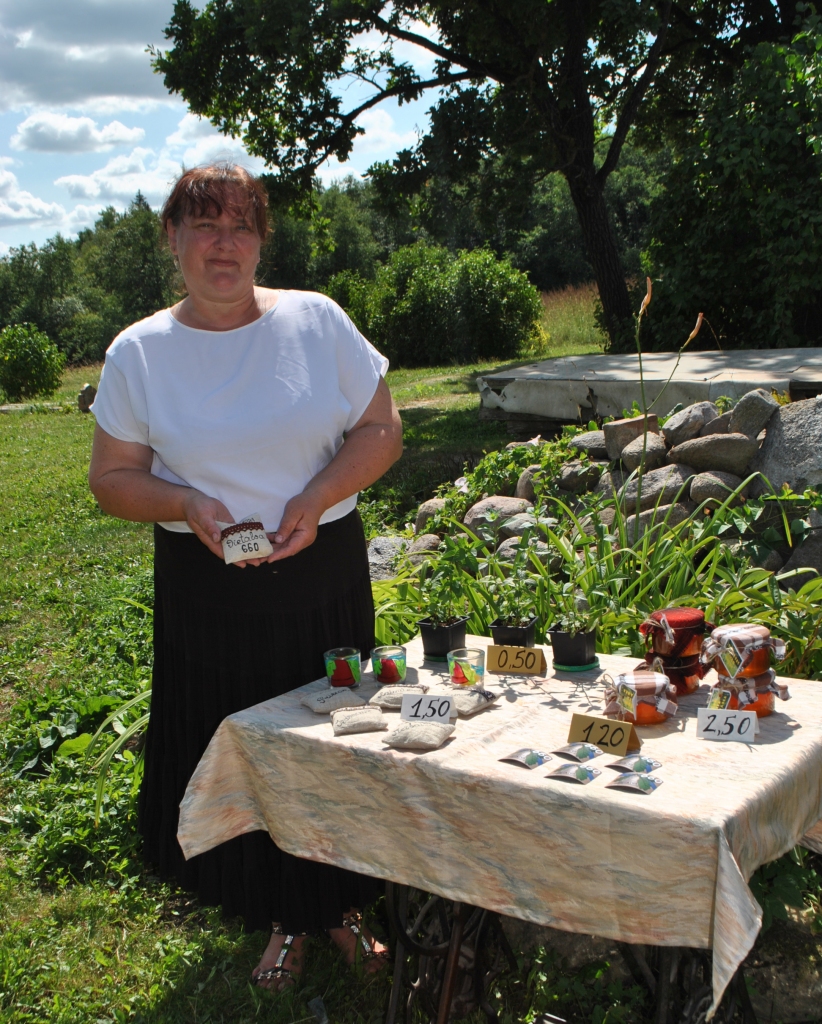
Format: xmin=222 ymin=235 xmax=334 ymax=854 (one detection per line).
xmin=567 ymin=713 xmax=641 ymax=756
xmin=401 ymin=694 xmax=454 ymax=722
xmin=486 ymin=646 xmax=547 ymax=675
xmin=696 ymin=707 xmax=759 ymax=742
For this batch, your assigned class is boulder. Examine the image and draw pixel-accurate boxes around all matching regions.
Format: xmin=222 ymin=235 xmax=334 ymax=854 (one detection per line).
xmin=595 ymin=467 xmax=626 ymax=496
xmin=748 ymin=395 xmax=822 ymax=496
xmin=604 ymin=414 xmax=659 ymax=461
xmin=780 ymin=531 xmax=822 ymax=589
xmin=660 ymin=401 xmax=719 ymax=447
xmin=728 ymin=388 xmax=779 ymax=439
xmin=568 ymin=430 xmax=608 ymax=460
xmin=496 ymin=535 xmax=554 ymax=568
xmin=406 ymin=533 xmax=441 ymax=567
xmin=505 ymin=437 xmax=544 ymax=451
xmin=78 ymin=382 xmax=97 ymax=413
xmin=689 ymin=471 xmax=747 ymax=508
xmin=619 ymin=464 xmax=695 ymax=514
xmin=464 ymin=496 xmax=532 ymax=535
xmin=667 ymin=433 xmax=760 ymax=475
xmin=367 ymin=536 xmax=407 ymax=580
xmin=498 ymin=512 xmax=550 ymax=539
xmin=752 ymin=547 xmax=784 ymax=573
xmin=515 ymin=464 xmax=544 ymax=503
xmin=624 ymin=501 xmax=696 ymax=542
xmin=580 ymin=506 xmax=617 ymax=536
xmin=557 ymin=460 xmax=601 ymax=494
xmin=699 ymin=410 xmax=732 ymax=437
xmin=620 ymin=432 xmax=668 ymax=472
xmin=414 ymin=497 xmax=446 ymax=535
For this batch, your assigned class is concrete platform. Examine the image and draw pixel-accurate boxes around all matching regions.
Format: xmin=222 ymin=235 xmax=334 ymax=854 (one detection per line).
xmin=477 ymin=347 xmax=822 ymax=426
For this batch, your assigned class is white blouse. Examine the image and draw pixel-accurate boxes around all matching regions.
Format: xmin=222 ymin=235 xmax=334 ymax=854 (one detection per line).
xmin=92 ymin=290 xmax=388 ymax=532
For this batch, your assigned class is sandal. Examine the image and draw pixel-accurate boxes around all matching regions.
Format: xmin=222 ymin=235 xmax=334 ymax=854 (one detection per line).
xmin=342 ymin=912 xmax=390 ymax=969
xmin=252 ymin=928 xmax=304 ymax=990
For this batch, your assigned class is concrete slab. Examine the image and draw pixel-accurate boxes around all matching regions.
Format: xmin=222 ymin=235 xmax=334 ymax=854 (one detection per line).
xmin=477 ymin=348 xmax=822 ymax=424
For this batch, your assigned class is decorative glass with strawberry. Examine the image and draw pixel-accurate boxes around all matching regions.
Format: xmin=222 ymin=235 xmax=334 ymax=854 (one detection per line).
xmin=370 ymin=645 xmax=407 ymax=684
xmin=323 ymin=647 xmax=362 ymax=687
xmin=447 ymin=647 xmax=485 ymax=686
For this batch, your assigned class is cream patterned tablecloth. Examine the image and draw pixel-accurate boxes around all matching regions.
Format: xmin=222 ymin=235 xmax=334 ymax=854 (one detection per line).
xmin=177 ymin=635 xmax=822 ymax=1015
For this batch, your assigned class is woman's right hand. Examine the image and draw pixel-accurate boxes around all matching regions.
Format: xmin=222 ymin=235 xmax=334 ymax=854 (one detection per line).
xmin=182 ymin=490 xmax=235 ymax=560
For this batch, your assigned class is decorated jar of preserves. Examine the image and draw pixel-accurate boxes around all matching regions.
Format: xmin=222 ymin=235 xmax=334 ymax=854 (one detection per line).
xmin=603 ymin=670 xmax=679 ymax=726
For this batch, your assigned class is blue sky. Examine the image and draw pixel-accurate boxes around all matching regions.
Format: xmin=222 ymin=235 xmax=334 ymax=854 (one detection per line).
xmin=0 ymin=0 xmax=434 ymax=254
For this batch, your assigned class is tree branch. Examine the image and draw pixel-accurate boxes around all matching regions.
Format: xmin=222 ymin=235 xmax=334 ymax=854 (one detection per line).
xmin=371 ymin=13 xmax=509 ymax=82
xmin=597 ymin=0 xmax=673 ymax=185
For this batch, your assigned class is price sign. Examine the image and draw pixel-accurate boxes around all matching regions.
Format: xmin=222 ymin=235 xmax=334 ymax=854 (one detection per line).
xmin=567 ymin=713 xmax=641 ymax=756
xmin=401 ymin=693 xmax=454 ymax=722
xmin=486 ymin=645 xmax=548 ymax=675
xmin=696 ymin=707 xmax=759 ymax=742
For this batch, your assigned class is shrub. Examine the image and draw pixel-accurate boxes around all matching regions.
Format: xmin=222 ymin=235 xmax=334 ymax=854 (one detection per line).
xmin=0 ymin=323 xmax=65 ymax=402
xmin=328 ymin=242 xmax=542 ymax=366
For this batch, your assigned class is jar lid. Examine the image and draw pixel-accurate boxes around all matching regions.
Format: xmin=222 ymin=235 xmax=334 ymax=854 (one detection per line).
xmin=710 ymin=623 xmax=770 ymax=643
xmin=650 ymin=607 xmax=705 ymax=629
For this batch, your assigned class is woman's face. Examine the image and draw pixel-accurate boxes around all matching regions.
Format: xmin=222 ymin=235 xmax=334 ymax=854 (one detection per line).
xmin=167 ymin=193 xmax=261 ymax=305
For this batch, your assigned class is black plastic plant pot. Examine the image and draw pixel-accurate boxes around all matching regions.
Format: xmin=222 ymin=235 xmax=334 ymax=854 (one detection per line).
xmin=490 ymin=616 xmax=537 ymax=648
xmin=418 ymin=617 xmax=468 ymax=661
xmin=549 ymin=627 xmax=597 ymax=668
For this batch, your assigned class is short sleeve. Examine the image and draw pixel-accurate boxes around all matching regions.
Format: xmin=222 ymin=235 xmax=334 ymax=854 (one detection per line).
xmin=331 ymin=303 xmax=389 ymax=431
xmin=91 ymin=351 xmax=150 ymax=446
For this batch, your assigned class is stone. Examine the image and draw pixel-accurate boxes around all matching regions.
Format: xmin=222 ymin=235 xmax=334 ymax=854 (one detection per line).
xmin=753 ymin=547 xmax=784 ymax=573
xmin=748 ymin=395 xmax=822 ymax=496
xmin=618 ymin=463 xmax=695 ymax=514
xmin=505 ymin=437 xmax=544 ymax=451
xmin=624 ymin=501 xmax=696 ymax=542
xmin=557 ymin=460 xmax=601 ymax=494
xmin=367 ymin=536 xmax=407 ymax=581
xmin=603 ymin=414 xmax=659 ymax=461
xmin=780 ymin=531 xmax=822 ymax=589
xmin=414 ymin=497 xmax=446 ymax=535
xmin=496 ymin=535 xmax=554 ymax=567
xmin=699 ymin=409 xmax=733 ymax=437
xmin=744 ymin=915 xmax=822 ymax=1023
xmin=568 ymin=430 xmax=608 ymax=460
xmin=464 ymin=496 xmax=532 ymax=536
xmin=580 ymin=506 xmax=617 ymax=536
xmin=689 ymin=471 xmax=747 ymax=508
xmin=77 ymin=383 xmax=97 ymax=413
xmin=667 ymin=433 xmax=760 ymax=475
xmin=620 ymin=432 xmax=668 ymax=472
xmin=407 ymin=533 xmax=441 ymax=567
xmin=515 ymin=464 xmax=544 ymax=503
xmin=498 ymin=512 xmax=536 ymax=539
xmin=661 ymin=401 xmax=719 ymax=447
xmin=595 ymin=467 xmax=626 ymax=496
xmin=728 ymin=388 xmax=779 ymax=439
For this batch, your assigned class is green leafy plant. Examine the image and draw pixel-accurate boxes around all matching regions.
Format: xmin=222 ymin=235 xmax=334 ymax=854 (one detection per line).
xmin=0 ymin=323 xmax=65 ymax=401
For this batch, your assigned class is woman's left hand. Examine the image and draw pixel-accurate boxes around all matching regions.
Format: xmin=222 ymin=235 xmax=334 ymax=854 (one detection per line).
xmin=262 ymin=492 xmax=325 ymax=563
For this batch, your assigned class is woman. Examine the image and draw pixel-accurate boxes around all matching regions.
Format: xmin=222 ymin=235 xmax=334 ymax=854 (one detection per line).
xmin=88 ymin=162 xmax=403 ymax=988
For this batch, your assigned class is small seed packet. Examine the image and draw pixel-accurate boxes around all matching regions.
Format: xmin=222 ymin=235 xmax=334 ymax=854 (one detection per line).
xmin=605 ymin=772 xmax=663 ymax=794
xmin=216 ymin=513 xmax=274 ymax=564
xmin=499 ymin=748 xmax=551 ymax=769
xmin=384 ymin=721 xmax=455 ymax=750
xmin=369 ymin=684 xmax=429 ymax=709
xmin=330 ymin=705 xmax=387 ymax=736
xmin=607 ymin=755 xmax=662 ymax=774
xmin=708 ymin=688 xmax=732 ymax=710
xmin=301 ymin=689 xmax=366 ymax=714
xmin=553 ymin=742 xmax=603 ymax=762
xmin=547 ymin=763 xmax=601 ymax=784
xmin=451 ymin=688 xmax=498 ymax=717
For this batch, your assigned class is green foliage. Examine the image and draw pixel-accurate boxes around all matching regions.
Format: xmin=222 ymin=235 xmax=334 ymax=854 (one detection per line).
xmin=750 ymin=847 xmax=818 ymax=933
xmin=330 ymin=243 xmax=543 ymax=366
xmin=0 ymin=323 xmax=65 ymax=402
xmin=524 ymin=947 xmax=646 ymax=1023
xmin=644 ymin=24 xmax=822 ymax=349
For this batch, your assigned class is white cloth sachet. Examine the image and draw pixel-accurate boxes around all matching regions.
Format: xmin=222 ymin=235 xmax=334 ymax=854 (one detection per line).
xmin=384 ymin=721 xmax=455 ymax=750
xmin=330 ymin=705 xmax=387 ymax=736
xmin=301 ymin=689 xmax=366 ymax=714
xmin=215 ymin=513 xmax=274 ymax=565
xmin=369 ymin=684 xmax=429 ymax=709
xmin=451 ymin=688 xmax=498 ymax=717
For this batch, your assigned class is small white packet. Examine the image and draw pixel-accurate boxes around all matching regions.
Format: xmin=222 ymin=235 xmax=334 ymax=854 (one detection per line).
xmin=216 ymin=513 xmax=274 ymax=564
xmin=369 ymin=684 xmax=429 ymax=709
xmin=331 ymin=705 xmax=387 ymax=735
xmin=301 ymin=689 xmax=366 ymax=715
xmin=451 ymin=688 xmax=498 ymax=718
xmin=384 ymin=721 xmax=455 ymax=750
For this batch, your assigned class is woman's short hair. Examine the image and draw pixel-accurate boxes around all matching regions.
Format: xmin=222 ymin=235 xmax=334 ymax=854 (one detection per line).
xmin=161 ymin=163 xmax=269 ymax=240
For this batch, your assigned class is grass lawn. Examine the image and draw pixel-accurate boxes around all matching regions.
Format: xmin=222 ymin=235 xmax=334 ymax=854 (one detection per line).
xmin=0 ymin=288 xmax=625 ymax=1023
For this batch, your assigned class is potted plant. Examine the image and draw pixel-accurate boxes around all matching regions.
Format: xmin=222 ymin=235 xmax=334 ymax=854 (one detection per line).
xmin=549 ymin=589 xmax=599 ymax=669
xmin=417 ymin=553 xmax=470 ymax=661
xmin=485 ymin=561 xmax=538 ymax=647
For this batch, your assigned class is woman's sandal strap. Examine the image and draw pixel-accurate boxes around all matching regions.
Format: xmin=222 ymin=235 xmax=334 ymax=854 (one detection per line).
xmin=343 ymin=914 xmax=390 ymax=962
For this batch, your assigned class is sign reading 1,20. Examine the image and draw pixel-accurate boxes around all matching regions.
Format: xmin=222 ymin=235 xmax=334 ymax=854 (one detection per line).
xmin=567 ymin=712 xmax=641 ymax=756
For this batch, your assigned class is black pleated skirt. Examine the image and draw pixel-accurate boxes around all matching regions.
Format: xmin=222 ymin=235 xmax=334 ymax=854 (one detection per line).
xmin=138 ymin=509 xmax=382 ymax=934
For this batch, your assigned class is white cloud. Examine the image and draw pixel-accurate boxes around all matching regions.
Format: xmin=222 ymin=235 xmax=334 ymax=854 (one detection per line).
xmin=55 ymin=147 xmax=176 ymax=203
xmin=354 ymin=108 xmax=417 ymax=154
xmin=0 ymin=164 xmax=64 ymax=228
xmin=11 ymin=112 xmax=145 ymax=152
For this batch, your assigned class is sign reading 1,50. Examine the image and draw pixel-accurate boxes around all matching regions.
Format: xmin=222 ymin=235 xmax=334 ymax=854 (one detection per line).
xmin=496 ymin=648 xmax=537 ymax=670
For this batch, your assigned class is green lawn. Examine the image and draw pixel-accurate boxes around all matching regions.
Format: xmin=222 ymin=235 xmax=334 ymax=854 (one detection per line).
xmin=0 ymin=291 xmax=622 ymax=1023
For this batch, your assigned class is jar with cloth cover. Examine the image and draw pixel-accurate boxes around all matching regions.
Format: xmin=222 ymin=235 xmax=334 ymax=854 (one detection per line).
xmin=603 ymin=670 xmax=679 ymax=726
xmin=701 ymin=624 xmax=790 ymax=717
xmin=638 ymin=608 xmax=710 ymax=694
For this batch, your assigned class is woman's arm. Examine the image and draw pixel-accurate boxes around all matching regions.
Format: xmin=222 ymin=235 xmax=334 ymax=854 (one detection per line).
xmin=88 ymin=426 xmax=233 ymax=559
xmin=267 ymin=376 xmax=403 ymax=562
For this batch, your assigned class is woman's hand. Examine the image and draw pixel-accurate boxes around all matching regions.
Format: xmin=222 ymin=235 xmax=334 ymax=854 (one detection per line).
xmin=264 ymin=492 xmax=325 ymax=563
xmin=181 ymin=490 xmax=236 ymax=561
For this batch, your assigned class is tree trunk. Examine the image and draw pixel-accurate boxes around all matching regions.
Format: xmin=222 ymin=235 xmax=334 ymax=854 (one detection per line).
xmin=565 ymin=172 xmax=634 ymax=349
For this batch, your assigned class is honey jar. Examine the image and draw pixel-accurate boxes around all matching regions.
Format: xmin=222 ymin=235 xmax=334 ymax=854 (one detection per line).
xmin=603 ymin=670 xmax=678 ymax=726
xmin=701 ymin=624 xmax=785 ymax=680
xmin=640 ymin=607 xmax=708 ymax=659
xmin=710 ymin=670 xmax=780 ymax=718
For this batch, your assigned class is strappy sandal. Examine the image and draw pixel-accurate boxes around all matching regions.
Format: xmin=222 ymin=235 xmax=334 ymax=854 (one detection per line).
xmin=342 ymin=912 xmax=390 ymax=969
xmin=252 ymin=928 xmax=304 ymax=990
